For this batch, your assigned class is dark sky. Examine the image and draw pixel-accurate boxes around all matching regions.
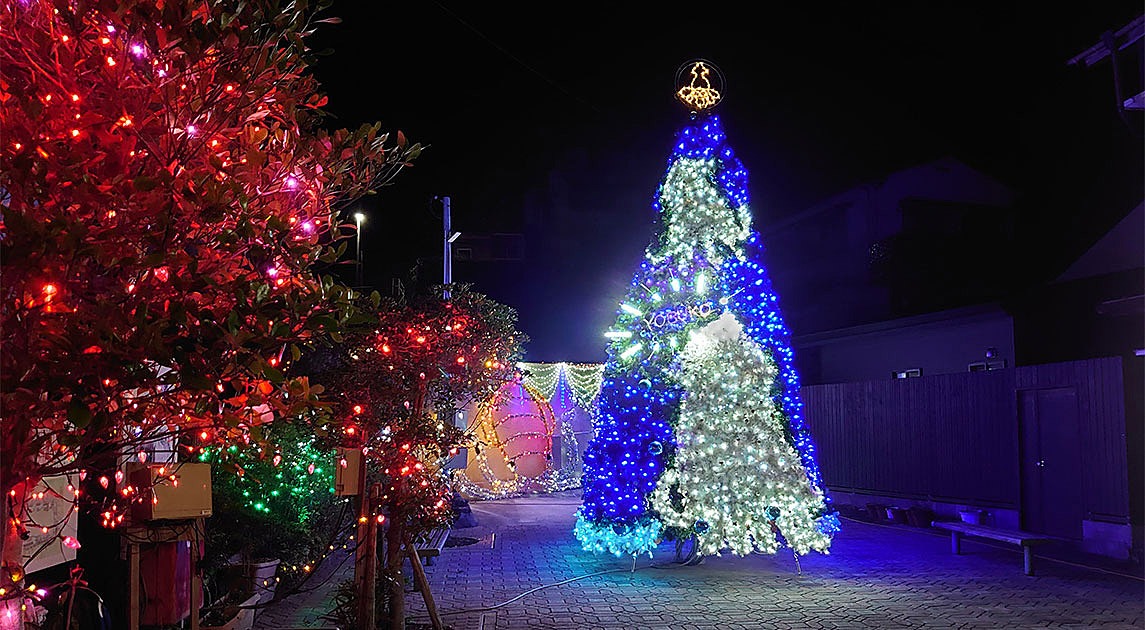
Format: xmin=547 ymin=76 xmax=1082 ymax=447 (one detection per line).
xmin=308 ymin=2 xmax=1143 ymax=362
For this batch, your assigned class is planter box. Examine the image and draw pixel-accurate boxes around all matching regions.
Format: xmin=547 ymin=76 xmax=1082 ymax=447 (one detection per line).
xmin=906 ymin=506 xmax=935 ymax=527
xmin=885 ymin=507 xmax=908 ymax=524
xmin=202 ymin=593 xmax=258 ymax=630
xmin=866 ymin=503 xmax=889 ymax=521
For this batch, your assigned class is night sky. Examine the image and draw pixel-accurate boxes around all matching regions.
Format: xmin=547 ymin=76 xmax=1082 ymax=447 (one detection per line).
xmin=308 ymin=3 xmax=1143 ymax=362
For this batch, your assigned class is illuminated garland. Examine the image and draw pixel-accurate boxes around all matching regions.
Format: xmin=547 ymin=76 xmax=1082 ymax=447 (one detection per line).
xmin=576 ymin=111 xmax=838 ymax=557
xmin=458 ymin=381 xmax=558 ymax=498
xmin=199 ymin=438 xmax=335 ymax=519
xmin=519 ymin=362 xmax=605 ymax=411
xmin=0 ymin=0 xmax=418 ymax=602
xmin=519 ymin=363 xmax=562 ymax=399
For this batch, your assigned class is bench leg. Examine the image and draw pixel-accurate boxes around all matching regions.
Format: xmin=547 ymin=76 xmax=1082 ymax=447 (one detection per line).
xmin=951 ymin=531 xmax=962 ymax=555
xmin=1023 ymin=546 xmax=1034 ymax=576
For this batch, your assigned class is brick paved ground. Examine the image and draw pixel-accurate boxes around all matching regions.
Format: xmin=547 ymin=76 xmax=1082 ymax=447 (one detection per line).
xmin=255 ymin=490 xmax=1145 ymax=630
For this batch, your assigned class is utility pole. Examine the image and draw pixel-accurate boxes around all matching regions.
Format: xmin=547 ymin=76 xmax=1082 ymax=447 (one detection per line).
xmin=436 ymin=196 xmax=461 ymax=299
xmin=354 ymin=212 xmax=365 ymax=287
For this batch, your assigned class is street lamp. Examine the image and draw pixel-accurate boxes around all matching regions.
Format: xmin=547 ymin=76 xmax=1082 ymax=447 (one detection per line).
xmin=353 ymin=212 xmax=365 ymax=287
xmin=435 ymin=196 xmax=462 ymax=299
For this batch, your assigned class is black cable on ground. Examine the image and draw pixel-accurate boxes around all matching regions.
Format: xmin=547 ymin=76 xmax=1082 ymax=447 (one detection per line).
xmin=412 ymin=557 xmax=690 ymax=619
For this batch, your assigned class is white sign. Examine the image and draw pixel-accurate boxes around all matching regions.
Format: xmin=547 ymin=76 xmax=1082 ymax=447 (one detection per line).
xmin=22 ymin=476 xmax=79 ymax=574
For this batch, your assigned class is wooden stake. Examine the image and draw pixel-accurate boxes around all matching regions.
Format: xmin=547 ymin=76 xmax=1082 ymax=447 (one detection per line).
xmin=404 ymin=534 xmax=444 ymax=630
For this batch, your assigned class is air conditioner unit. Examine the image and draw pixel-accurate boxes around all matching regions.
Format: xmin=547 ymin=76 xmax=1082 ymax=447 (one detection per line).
xmin=968 ymin=359 xmax=1007 ymax=372
xmin=127 ymin=463 xmax=212 ymax=521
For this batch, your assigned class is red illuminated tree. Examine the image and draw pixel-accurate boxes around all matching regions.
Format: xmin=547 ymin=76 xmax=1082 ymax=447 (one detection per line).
xmin=0 ymin=0 xmax=420 ymax=617
xmin=314 ymin=284 xmax=526 ymax=630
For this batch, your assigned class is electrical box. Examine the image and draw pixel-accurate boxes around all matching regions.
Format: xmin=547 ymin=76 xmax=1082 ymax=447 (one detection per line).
xmin=334 ymin=447 xmax=362 ymax=496
xmin=127 ymin=463 xmax=212 ymax=521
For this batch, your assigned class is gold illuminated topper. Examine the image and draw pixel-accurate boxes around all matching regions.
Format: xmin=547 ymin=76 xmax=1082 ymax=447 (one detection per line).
xmin=675 ymin=60 xmax=724 ymax=112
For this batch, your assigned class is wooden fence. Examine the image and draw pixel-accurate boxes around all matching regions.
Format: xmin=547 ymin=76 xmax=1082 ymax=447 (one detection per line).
xmin=803 ymin=357 xmax=1128 ymax=521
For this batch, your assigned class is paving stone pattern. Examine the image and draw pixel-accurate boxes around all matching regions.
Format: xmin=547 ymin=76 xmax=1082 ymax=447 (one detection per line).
xmin=256 ymin=491 xmax=1145 ymax=630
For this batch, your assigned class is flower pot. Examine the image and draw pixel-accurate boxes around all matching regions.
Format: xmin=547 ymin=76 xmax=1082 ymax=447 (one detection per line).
xmin=222 ymin=558 xmax=281 ymax=605
xmin=248 ymin=558 xmax=280 ymax=605
xmin=958 ymin=510 xmax=984 ymax=525
xmin=885 ymin=507 xmax=908 ymax=524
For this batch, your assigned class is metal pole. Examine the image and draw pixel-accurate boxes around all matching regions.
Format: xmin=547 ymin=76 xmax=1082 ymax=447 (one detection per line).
xmin=441 ymin=196 xmax=451 ymax=299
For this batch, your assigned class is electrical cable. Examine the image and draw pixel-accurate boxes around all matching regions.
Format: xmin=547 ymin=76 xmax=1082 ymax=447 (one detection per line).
xmin=428 ymin=1 xmax=600 ymax=116
xmin=412 ymin=557 xmax=688 ymax=619
xmin=410 ymin=516 xmax=1141 ymax=621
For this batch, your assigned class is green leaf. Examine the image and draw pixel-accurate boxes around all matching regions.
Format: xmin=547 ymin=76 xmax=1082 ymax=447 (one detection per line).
xmin=133 ymin=176 xmax=159 ymax=192
xmin=263 ymin=364 xmax=284 ymax=384
xmin=68 ymin=400 xmax=92 ymax=428
xmin=309 ymin=314 xmax=339 ymax=331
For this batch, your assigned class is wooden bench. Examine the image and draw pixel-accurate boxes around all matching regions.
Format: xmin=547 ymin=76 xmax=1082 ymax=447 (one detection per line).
xmin=413 ymin=526 xmax=451 ymax=566
xmin=931 ymin=521 xmax=1056 ymax=575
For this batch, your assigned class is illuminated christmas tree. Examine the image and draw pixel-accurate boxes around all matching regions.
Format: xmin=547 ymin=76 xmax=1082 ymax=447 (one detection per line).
xmin=576 ymin=60 xmax=839 ymax=558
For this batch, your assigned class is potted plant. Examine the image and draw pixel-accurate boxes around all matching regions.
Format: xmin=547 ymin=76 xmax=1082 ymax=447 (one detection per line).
xmin=200 ymin=421 xmax=349 ymax=606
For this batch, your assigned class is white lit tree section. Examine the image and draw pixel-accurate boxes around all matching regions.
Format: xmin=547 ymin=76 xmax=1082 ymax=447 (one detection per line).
xmin=650 ymin=312 xmax=832 ymax=557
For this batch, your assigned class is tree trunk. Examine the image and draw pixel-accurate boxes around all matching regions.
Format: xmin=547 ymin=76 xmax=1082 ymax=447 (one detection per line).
xmin=355 ymin=514 xmax=377 ymax=630
xmin=383 ymin=520 xmax=405 ymax=630
xmin=355 ymin=482 xmax=378 ymax=630
xmin=1 ymin=479 xmax=29 ymax=630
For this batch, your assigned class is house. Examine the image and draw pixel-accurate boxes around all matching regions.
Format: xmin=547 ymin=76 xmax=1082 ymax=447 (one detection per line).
xmin=762 ymin=156 xmax=1019 ymax=337
xmin=768 ymin=162 xmax=1141 ymax=560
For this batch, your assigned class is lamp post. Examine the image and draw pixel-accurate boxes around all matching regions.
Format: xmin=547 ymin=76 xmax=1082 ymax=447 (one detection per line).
xmin=354 ymin=212 xmax=365 ymax=287
xmin=435 ymin=196 xmax=461 ymax=299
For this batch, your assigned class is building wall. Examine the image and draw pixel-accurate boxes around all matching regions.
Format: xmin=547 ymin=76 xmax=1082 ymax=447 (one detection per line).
xmin=794 ymin=305 xmax=1015 ymax=385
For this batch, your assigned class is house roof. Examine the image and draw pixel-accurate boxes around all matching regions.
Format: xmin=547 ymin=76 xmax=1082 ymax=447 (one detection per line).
xmin=1067 ymin=14 xmax=1144 ymax=68
xmin=1055 ymin=202 xmax=1144 ymax=282
xmin=762 ymin=156 xmax=1015 ymax=235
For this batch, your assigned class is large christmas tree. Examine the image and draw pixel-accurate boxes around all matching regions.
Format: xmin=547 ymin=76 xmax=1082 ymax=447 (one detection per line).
xmin=575 ymin=60 xmax=839 ymax=558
